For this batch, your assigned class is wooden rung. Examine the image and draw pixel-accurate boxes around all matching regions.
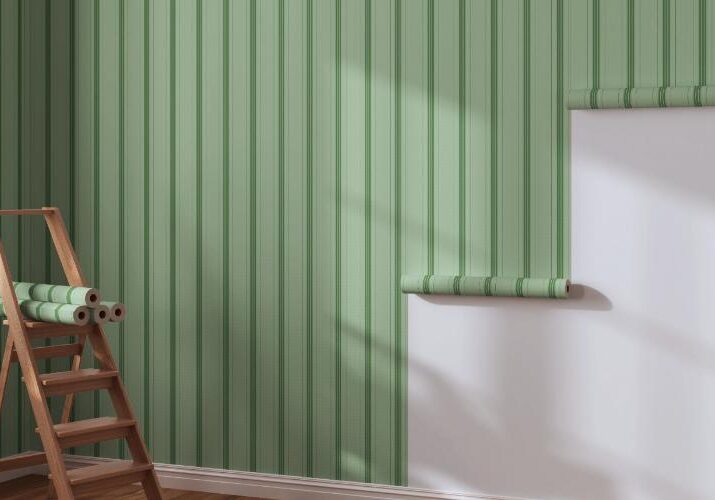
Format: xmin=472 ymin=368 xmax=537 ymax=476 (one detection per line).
xmin=3 ymin=320 xmax=93 ymax=339
xmin=40 ymin=417 xmax=135 ymax=449
xmin=11 ymin=343 xmax=82 ymax=363
xmin=54 ymin=461 xmax=153 ymax=495
xmin=0 ymin=208 xmax=55 ymax=216
xmin=38 ymin=368 xmax=118 ymax=397
xmin=0 ymin=451 xmax=46 ymax=472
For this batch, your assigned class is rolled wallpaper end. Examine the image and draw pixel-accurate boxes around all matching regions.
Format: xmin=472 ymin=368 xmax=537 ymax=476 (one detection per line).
xmin=100 ymin=301 xmax=126 ymax=322
xmin=92 ymin=305 xmax=110 ymax=325
xmin=401 ymin=275 xmax=571 ymax=299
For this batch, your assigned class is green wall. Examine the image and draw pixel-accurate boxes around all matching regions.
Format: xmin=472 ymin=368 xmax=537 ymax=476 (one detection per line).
xmin=0 ymin=0 xmax=712 ymax=486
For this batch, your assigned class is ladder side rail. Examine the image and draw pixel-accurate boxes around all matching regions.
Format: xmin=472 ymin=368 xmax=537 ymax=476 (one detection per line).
xmin=0 ymin=328 xmax=13 ymax=413
xmin=42 ymin=207 xmax=89 ymax=423
xmin=0 ymin=239 xmax=74 ymax=499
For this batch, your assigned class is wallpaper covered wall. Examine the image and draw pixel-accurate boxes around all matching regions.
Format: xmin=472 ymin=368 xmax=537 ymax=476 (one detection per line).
xmin=0 ymin=0 xmax=712 ymax=487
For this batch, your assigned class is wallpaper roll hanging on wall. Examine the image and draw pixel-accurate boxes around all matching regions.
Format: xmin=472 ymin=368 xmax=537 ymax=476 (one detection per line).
xmin=401 ymin=276 xmax=570 ymax=299
xmin=568 ymin=86 xmax=715 ymax=109
xmin=0 ymin=300 xmax=91 ymax=326
xmin=13 ymin=282 xmax=102 ymax=307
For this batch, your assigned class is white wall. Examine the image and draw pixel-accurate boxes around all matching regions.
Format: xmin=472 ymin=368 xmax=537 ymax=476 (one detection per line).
xmin=408 ymin=108 xmax=715 ymax=500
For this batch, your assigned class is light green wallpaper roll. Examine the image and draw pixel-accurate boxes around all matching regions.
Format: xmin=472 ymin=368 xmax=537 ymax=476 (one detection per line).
xmin=1 ymin=0 xmax=712 ymax=488
xmin=0 ymin=300 xmax=90 ymax=326
xmin=568 ymin=86 xmax=715 ymax=109
xmin=13 ymin=282 xmax=102 ymax=307
xmin=401 ymin=275 xmax=570 ymax=298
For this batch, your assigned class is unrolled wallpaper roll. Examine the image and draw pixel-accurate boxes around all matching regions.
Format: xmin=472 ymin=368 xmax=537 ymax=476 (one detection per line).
xmin=401 ymin=275 xmax=570 ymax=299
xmin=0 ymin=300 xmax=90 ymax=325
xmin=92 ymin=304 xmax=110 ymax=325
xmin=100 ymin=301 xmax=126 ymax=322
xmin=13 ymin=282 xmax=101 ymax=307
xmin=568 ymin=86 xmax=715 ymax=109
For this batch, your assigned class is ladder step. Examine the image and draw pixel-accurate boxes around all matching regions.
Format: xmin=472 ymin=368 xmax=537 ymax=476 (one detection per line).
xmin=3 ymin=320 xmax=93 ymax=339
xmin=38 ymin=417 xmax=136 ymax=449
xmin=38 ymin=368 xmax=118 ymax=397
xmin=0 ymin=451 xmax=46 ymax=472
xmin=10 ymin=343 xmax=82 ymax=363
xmin=59 ymin=461 xmax=153 ymax=495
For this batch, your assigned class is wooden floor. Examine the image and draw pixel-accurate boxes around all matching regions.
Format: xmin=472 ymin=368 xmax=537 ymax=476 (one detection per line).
xmin=0 ymin=475 xmax=264 ymax=499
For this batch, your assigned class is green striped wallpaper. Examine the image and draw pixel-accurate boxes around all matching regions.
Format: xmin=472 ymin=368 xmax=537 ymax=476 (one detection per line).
xmin=0 ymin=0 xmax=713 ymax=486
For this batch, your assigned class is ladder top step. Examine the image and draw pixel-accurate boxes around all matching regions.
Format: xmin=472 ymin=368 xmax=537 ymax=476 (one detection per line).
xmin=65 ymin=461 xmax=153 ymax=487
xmin=39 ymin=368 xmax=118 ymax=386
xmin=3 ymin=320 xmax=94 ymax=338
xmin=51 ymin=417 xmax=135 ymax=439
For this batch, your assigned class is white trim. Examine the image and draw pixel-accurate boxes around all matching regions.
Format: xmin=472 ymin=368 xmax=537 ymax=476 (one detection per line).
xmin=61 ymin=455 xmax=534 ymax=500
xmin=2 ymin=455 xmax=536 ymax=500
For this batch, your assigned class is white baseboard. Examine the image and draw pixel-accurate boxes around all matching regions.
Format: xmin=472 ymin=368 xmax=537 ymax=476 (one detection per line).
xmin=3 ymin=454 xmax=533 ymax=500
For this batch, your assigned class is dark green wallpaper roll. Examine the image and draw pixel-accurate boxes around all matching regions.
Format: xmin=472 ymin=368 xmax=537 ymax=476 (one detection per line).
xmin=1 ymin=0 xmax=712 ymax=488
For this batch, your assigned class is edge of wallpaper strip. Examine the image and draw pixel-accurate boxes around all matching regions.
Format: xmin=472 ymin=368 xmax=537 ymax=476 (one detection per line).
xmin=568 ymin=86 xmax=715 ymax=109
xmin=401 ymin=275 xmax=570 ymax=299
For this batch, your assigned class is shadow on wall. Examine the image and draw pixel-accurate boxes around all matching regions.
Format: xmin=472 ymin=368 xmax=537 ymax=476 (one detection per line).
xmin=571 ymin=108 xmax=715 ymax=206
xmin=421 ymin=284 xmax=612 ymax=311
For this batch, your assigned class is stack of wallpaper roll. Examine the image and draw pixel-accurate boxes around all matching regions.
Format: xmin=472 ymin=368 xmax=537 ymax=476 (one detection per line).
xmin=0 ymin=282 xmax=126 ymax=326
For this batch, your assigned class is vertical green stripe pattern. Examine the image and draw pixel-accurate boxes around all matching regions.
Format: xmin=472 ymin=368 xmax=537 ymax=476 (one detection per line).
xmin=248 ymin=0 xmax=257 ymax=473
xmin=364 ymin=0 xmax=372 ymax=483
xmin=4 ymin=0 xmax=711 ymax=486
xmin=169 ymin=0 xmax=177 ymax=465
xmin=305 ymin=0 xmax=314 ymax=478
xmin=195 ymin=0 xmax=203 ymax=466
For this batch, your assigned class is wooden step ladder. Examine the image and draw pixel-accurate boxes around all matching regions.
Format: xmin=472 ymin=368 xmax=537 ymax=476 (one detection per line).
xmin=0 ymin=208 xmax=164 ymax=499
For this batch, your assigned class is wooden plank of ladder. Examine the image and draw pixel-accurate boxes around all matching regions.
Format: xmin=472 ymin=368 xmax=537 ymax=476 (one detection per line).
xmin=43 ymin=207 xmax=91 ymax=424
xmin=10 ymin=343 xmax=83 ymax=363
xmin=0 ymin=240 xmax=74 ymax=499
xmin=38 ymin=416 xmax=136 ymax=449
xmin=52 ymin=461 xmax=153 ymax=497
xmin=3 ymin=320 xmax=94 ymax=339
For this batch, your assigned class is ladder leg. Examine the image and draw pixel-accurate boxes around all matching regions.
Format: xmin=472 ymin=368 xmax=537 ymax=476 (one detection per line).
xmin=47 ymin=480 xmax=56 ymax=499
xmin=107 ymin=377 xmax=164 ymax=499
xmin=59 ymin=342 xmax=85 ymax=424
xmin=0 ymin=331 xmax=14 ymax=413
xmin=43 ymin=208 xmax=91 ymax=425
xmin=141 ymin=473 xmax=165 ymax=500
xmin=7 ymin=328 xmax=74 ymax=499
